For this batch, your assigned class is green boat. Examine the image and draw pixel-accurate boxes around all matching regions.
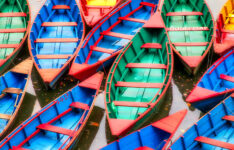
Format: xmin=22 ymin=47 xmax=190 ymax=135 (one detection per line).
xmin=161 ymin=0 xmax=214 ymax=74
xmin=0 ymin=0 xmax=30 ymax=74
xmin=105 ymin=13 xmax=173 ymax=137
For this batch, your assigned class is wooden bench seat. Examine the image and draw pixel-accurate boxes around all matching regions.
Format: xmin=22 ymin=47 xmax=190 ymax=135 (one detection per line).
xmin=3 ymin=88 xmax=22 ymax=94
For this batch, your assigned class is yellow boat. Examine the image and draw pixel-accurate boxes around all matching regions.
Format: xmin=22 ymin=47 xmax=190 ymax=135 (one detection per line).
xmin=214 ymin=0 xmax=234 ymax=56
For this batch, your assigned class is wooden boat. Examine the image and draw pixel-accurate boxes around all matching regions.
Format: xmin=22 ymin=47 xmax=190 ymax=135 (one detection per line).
xmin=0 ymin=0 xmax=30 ymax=74
xmin=101 ymin=109 xmax=187 ymax=150
xmin=79 ymin=0 xmax=122 ymax=27
xmin=186 ymin=49 xmax=234 ymax=112
xmin=169 ymin=95 xmax=234 ymax=150
xmin=161 ymin=0 xmax=214 ymax=75
xmin=0 ymin=72 xmax=104 ymax=149
xmin=0 ymin=58 xmax=33 ymax=139
xmin=69 ymin=0 xmax=159 ymax=81
xmin=104 ymin=13 xmax=174 ymax=136
xmin=214 ymin=0 xmax=234 ymax=56
xmin=28 ymin=0 xmax=84 ymax=88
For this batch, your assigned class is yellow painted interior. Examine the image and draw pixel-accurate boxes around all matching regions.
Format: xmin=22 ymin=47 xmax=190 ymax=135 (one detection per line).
xmin=86 ymin=0 xmax=117 ymax=6
xmin=221 ymin=0 xmax=234 ymax=30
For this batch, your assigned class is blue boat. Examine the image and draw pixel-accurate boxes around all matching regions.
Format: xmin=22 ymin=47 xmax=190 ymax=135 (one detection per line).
xmin=69 ymin=0 xmax=159 ymax=81
xmin=29 ymin=0 xmax=84 ymax=88
xmin=100 ymin=109 xmax=187 ymax=150
xmin=186 ymin=49 xmax=234 ymax=112
xmin=169 ymin=95 xmax=234 ymax=150
xmin=0 ymin=72 xmax=103 ymax=149
xmin=0 ymin=58 xmax=33 ymax=138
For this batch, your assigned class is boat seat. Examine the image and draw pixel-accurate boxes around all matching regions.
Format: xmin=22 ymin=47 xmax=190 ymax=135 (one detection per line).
xmin=101 ymin=31 xmax=133 ymax=40
xmin=36 ymin=55 xmax=72 ymax=59
xmin=0 ymin=12 xmax=27 ymax=17
xmin=0 ymin=44 xmax=19 ymax=48
xmin=113 ymin=101 xmax=149 ymax=108
xmin=135 ymin=146 xmax=154 ymax=150
xmin=115 ymin=81 xmax=163 ymax=88
xmin=220 ymin=74 xmax=234 ymax=82
xmin=141 ymin=43 xmax=162 ymax=49
xmin=52 ymin=5 xmax=70 ymax=10
xmin=35 ymin=38 xmax=79 ymax=43
xmin=70 ymin=102 xmax=90 ymax=110
xmin=11 ymin=146 xmax=29 ymax=150
xmin=195 ymin=136 xmax=234 ymax=149
xmin=3 ymin=88 xmax=22 ymax=94
xmin=222 ymin=115 xmax=234 ymax=121
xmin=118 ymin=17 xmax=146 ymax=23
xmin=221 ymin=29 xmax=234 ymax=34
xmin=166 ymin=12 xmax=203 ymax=16
xmin=228 ymin=14 xmax=234 ymax=18
xmin=172 ymin=42 xmax=208 ymax=46
xmin=140 ymin=2 xmax=156 ymax=8
xmin=0 ymin=113 xmax=11 ymax=120
xmin=91 ymin=46 xmax=115 ymax=54
xmin=167 ymin=27 xmax=209 ymax=31
xmin=37 ymin=123 xmax=74 ymax=136
xmin=126 ymin=63 xmax=167 ymax=69
xmin=0 ymin=28 xmax=26 ymax=33
xmin=42 ymin=22 xmax=77 ymax=27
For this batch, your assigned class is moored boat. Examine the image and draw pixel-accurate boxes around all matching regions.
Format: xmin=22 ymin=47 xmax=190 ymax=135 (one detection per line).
xmin=169 ymin=95 xmax=234 ymax=150
xmin=186 ymin=49 xmax=234 ymax=112
xmin=0 ymin=58 xmax=33 ymax=139
xmin=161 ymin=0 xmax=214 ymax=74
xmin=69 ymin=0 xmax=159 ymax=81
xmin=79 ymin=0 xmax=122 ymax=27
xmin=0 ymin=0 xmax=30 ymax=74
xmin=100 ymin=109 xmax=187 ymax=150
xmin=0 ymin=72 xmax=104 ymax=149
xmin=29 ymin=0 xmax=84 ymax=88
xmin=214 ymin=0 xmax=234 ymax=56
xmin=104 ymin=13 xmax=173 ymax=136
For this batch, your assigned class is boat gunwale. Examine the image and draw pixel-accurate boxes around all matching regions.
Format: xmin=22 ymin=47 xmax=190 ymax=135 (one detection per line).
xmin=104 ymin=24 xmax=174 ymax=136
xmin=0 ymin=0 xmax=31 ymax=73
xmin=27 ymin=0 xmax=86 ymax=88
xmin=186 ymin=49 xmax=234 ymax=103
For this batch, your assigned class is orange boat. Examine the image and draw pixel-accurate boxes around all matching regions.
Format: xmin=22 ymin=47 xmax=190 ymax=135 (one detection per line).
xmin=215 ymin=0 xmax=234 ymax=56
xmin=79 ymin=0 xmax=122 ymax=27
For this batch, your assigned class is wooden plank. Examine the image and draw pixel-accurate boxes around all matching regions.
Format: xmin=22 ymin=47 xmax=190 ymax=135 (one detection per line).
xmin=141 ymin=43 xmax=162 ymax=49
xmin=195 ymin=136 xmax=234 ymax=149
xmin=0 ymin=28 xmax=26 ymax=33
xmin=0 ymin=113 xmax=11 ymax=120
xmin=126 ymin=63 xmax=167 ymax=69
xmin=70 ymin=102 xmax=90 ymax=110
xmin=173 ymin=42 xmax=208 ymax=46
xmin=3 ymin=88 xmax=22 ymax=94
xmin=118 ymin=17 xmax=147 ymax=23
xmin=11 ymin=58 xmax=33 ymax=74
xmin=167 ymin=27 xmax=209 ymax=31
xmin=36 ymin=54 xmax=72 ymax=59
xmin=0 ymin=12 xmax=27 ymax=17
xmin=166 ymin=12 xmax=203 ymax=16
xmin=91 ymin=46 xmax=115 ymax=54
xmin=0 ymin=44 xmax=19 ymax=48
xmin=37 ymin=124 xmax=74 ymax=136
xmin=140 ymin=2 xmax=156 ymax=8
xmin=42 ymin=22 xmax=77 ymax=27
xmin=220 ymin=74 xmax=234 ymax=82
xmin=115 ymin=81 xmax=163 ymax=88
xmin=52 ymin=5 xmax=70 ymax=9
xmin=35 ymin=38 xmax=79 ymax=43
xmin=113 ymin=101 xmax=149 ymax=108
xmin=101 ymin=31 xmax=133 ymax=40
xmin=222 ymin=115 xmax=234 ymax=121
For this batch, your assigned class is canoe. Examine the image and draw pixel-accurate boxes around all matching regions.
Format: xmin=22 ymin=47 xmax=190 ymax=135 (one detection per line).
xmin=28 ymin=0 xmax=84 ymax=88
xmin=161 ymin=0 xmax=214 ymax=75
xmin=101 ymin=109 xmax=187 ymax=150
xmin=0 ymin=72 xmax=104 ymax=149
xmin=186 ymin=49 xmax=234 ymax=112
xmin=214 ymin=0 xmax=234 ymax=56
xmin=0 ymin=0 xmax=30 ymax=74
xmin=69 ymin=0 xmax=159 ymax=81
xmin=0 ymin=58 xmax=33 ymax=139
xmin=169 ymin=95 xmax=234 ymax=150
xmin=79 ymin=0 xmax=122 ymax=27
xmin=104 ymin=13 xmax=174 ymax=136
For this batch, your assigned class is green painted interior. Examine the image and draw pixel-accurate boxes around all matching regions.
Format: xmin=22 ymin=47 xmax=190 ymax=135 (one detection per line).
xmin=0 ymin=0 xmax=29 ymax=60
xmin=161 ymin=0 xmax=213 ymax=56
xmin=106 ymin=27 xmax=173 ymax=120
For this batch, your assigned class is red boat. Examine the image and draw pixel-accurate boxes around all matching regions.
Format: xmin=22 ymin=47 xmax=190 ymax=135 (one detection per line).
xmin=79 ymin=0 xmax=122 ymax=27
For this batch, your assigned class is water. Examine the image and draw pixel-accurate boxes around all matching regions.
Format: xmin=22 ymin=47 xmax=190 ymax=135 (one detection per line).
xmin=3 ymin=0 xmax=227 ymax=149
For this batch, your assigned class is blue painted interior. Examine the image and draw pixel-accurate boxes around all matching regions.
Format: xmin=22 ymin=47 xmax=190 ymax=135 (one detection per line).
xmin=170 ymin=96 xmax=234 ymax=150
xmin=0 ymin=71 xmax=27 ymax=133
xmin=74 ymin=0 xmax=159 ymax=67
xmin=101 ymin=125 xmax=171 ymax=150
xmin=30 ymin=0 xmax=83 ymax=69
xmin=0 ymin=85 xmax=96 ymax=149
